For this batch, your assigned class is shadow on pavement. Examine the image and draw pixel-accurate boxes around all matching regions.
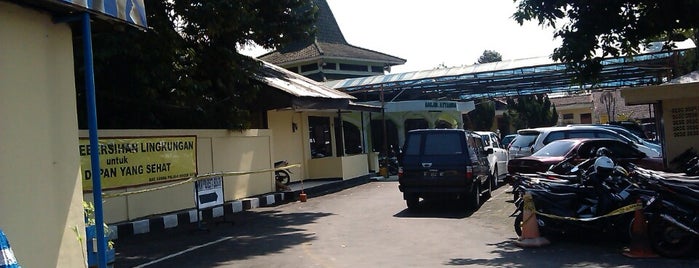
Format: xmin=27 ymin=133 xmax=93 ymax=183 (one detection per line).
xmin=115 ymin=209 xmax=334 ymax=267
xmin=393 ymin=199 xmax=476 ymax=219
xmin=446 ymin=235 xmax=699 ymax=267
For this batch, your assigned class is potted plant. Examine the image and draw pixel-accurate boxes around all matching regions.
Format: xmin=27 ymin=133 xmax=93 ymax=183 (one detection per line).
xmin=83 ymin=201 xmax=115 ymax=268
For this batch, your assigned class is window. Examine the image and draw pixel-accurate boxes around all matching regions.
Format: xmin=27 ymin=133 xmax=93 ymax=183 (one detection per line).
xmin=542 ymin=131 xmax=565 ymax=144
xmin=567 ymin=131 xmax=596 ymax=139
xmin=480 ymin=135 xmax=491 ymax=147
xmin=563 ymin=113 xmax=574 ymax=120
xmin=309 ymin=116 xmax=332 ymax=158
xmin=335 ymin=119 xmax=363 ymax=155
xmin=404 ymin=118 xmax=428 ymax=137
xmin=339 ymin=63 xmax=368 ymax=72
xmin=301 ymin=63 xmax=318 ymax=73
xmin=404 ymin=134 xmax=422 ymax=156
xmin=424 ymin=133 xmax=463 ymax=155
xmin=371 ymin=119 xmax=398 ymax=153
xmin=324 ymin=62 xmax=337 ymax=70
xmin=581 ymin=113 xmax=592 ymax=124
xmin=490 ymin=134 xmax=501 ymax=148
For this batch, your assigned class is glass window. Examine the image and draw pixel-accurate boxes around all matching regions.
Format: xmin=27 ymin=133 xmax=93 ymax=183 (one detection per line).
xmin=309 ymin=116 xmax=332 ymax=158
xmin=404 ymin=134 xmax=422 ymax=156
xmin=490 ymin=134 xmax=501 ymax=148
xmin=596 ymin=131 xmax=619 ymax=140
xmin=473 ymin=135 xmax=487 ymax=156
xmin=424 ymin=133 xmax=463 ymax=155
xmin=512 ymin=134 xmax=538 ymax=147
xmin=567 ymin=131 xmax=595 ymax=139
xmin=542 ymin=131 xmax=565 ymax=144
xmin=480 ymin=135 xmax=491 ymax=147
xmin=371 ymin=119 xmax=399 ymax=153
xmin=533 ymin=140 xmax=576 ymax=157
xmin=301 ymin=63 xmax=318 ymax=73
xmin=337 ymin=120 xmax=362 ymax=155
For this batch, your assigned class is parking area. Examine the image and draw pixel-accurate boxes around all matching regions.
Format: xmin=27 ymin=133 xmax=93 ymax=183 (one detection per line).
xmin=114 ymin=180 xmax=698 ymax=267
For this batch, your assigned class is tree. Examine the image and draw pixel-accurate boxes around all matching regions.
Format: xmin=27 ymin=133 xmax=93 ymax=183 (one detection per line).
xmin=600 ymin=90 xmax=616 ymax=122
xmin=503 ymin=94 xmax=558 ymax=129
xmin=469 ymin=99 xmax=495 ymax=130
xmin=513 ymin=0 xmax=699 ymax=81
xmin=76 ymin=0 xmax=317 ymax=129
xmin=477 ymin=50 xmax=503 ymax=64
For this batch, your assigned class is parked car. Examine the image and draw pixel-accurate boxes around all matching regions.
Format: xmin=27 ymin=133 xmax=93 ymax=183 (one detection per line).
xmin=507 ymin=126 xmax=661 ymax=160
xmin=608 ymin=121 xmax=648 ymax=140
xmin=398 ymin=129 xmax=493 ymax=210
xmin=476 ymin=131 xmax=509 ymax=186
xmin=501 ymin=134 xmax=517 ymax=148
xmin=567 ymin=124 xmax=662 ymax=156
xmin=507 ymin=138 xmax=664 ymax=174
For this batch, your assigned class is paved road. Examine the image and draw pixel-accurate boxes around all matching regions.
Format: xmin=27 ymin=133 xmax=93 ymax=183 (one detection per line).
xmin=115 ymin=180 xmax=698 ymax=267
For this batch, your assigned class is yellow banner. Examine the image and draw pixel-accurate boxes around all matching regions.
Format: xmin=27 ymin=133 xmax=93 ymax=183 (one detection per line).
xmin=80 ymin=136 xmax=197 ymax=190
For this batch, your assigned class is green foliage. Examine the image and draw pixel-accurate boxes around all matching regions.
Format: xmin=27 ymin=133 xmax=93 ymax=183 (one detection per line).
xmin=76 ymin=0 xmax=317 ymax=129
xmin=469 ymin=99 xmax=495 ymax=130
xmin=477 ymin=50 xmax=503 ymax=64
xmin=83 ymin=201 xmax=114 ymax=249
xmin=503 ymin=94 xmax=558 ymax=129
xmin=513 ymin=0 xmax=699 ymax=82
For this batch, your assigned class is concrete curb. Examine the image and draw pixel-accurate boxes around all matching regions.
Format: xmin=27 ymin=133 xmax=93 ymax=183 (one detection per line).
xmin=109 ymin=175 xmax=372 ymax=240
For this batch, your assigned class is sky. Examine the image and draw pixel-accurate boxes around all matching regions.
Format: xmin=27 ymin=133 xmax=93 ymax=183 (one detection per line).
xmin=240 ymin=0 xmax=562 ymax=74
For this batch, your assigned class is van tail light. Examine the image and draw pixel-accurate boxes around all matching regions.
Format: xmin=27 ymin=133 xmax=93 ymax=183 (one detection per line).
xmin=465 ymin=165 xmax=473 ymax=180
xmin=398 ymin=167 xmax=403 ymax=178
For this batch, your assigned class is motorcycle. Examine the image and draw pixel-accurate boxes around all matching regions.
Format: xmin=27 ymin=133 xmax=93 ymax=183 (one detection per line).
xmin=626 ymin=164 xmax=699 ymax=258
xmin=512 ymin=156 xmax=645 ymax=240
xmin=274 ymin=160 xmax=292 ymax=191
xmin=379 ymin=146 xmax=399 ymax=176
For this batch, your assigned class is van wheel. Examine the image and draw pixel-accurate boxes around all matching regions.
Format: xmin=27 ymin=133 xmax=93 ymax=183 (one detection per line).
xmin=468 ymin=183 xmax=480 ymax=210
xmin=406 ymin=194 xmax=419 ymax=210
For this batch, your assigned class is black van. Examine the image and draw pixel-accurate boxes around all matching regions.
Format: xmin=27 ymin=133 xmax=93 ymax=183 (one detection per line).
xmin=398 ymin=129 xmax=493 ymax=210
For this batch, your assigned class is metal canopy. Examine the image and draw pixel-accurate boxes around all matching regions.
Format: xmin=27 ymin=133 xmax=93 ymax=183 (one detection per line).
xmin=325 ymin=40 xmax=696 ymax=102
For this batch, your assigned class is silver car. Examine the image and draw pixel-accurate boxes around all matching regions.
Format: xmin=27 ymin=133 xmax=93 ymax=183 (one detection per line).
xmin=508 ymin=126 xmax=662 ymax=159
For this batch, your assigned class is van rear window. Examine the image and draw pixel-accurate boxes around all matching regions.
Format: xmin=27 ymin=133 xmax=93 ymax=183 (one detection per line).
xmin=424 ymin=133 xmax=463 ymax=155
xmin=404 ymin=135 xmax=422 ymax=156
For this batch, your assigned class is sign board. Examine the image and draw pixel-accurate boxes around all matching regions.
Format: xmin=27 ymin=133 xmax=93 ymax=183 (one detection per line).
xmin=379 ymin=100 xmax=475 ymax=113
xmin=195 ymin=176 xmax=224 ymax=209
xmin=79 ymin=136 xmax=197 ymax=190
xmin=54 ymin=0 xmax=147 ymax=27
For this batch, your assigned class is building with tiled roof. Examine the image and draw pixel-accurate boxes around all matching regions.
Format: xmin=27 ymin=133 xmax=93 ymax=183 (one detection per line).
xmin=259 ymin=0 xmax=405 ymax=82
xmin=549 ymin=90 xmax=653 ymax=125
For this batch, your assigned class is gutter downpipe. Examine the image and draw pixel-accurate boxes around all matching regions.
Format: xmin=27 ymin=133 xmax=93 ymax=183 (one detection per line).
xmin=82 ymin=12 xmax=108 ymax=268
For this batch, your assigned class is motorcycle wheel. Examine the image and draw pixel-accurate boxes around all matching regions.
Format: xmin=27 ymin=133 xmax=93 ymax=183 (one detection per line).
xmin=514 ymin=213 xmax=523 ymax=237
xmin=275 ymin=170 xmax=290 ymax=184
xmin=647 ymin=217 xmax=697 ymax=258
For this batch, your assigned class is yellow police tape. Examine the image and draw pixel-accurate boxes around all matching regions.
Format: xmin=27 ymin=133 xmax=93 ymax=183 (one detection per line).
xmin=102 ymin=164 xmax=301 ymax=199
xmin=522 ymin=193 xmax=642 ymax=222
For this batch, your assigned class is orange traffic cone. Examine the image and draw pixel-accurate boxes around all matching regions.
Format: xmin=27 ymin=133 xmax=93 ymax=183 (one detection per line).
xmin=623 ymin=200 xmax=658 ymax=258
xmin=515 ymin=193 xmax=550 ymax=247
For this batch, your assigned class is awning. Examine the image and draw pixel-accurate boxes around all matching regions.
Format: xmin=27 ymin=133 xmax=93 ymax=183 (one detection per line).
xmin=253 ymin=60 xmax=380 ymax=112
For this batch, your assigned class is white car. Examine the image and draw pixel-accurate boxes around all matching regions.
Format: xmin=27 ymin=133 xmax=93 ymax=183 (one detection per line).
xmin=476 ymin=131 xmax=509 ymax=187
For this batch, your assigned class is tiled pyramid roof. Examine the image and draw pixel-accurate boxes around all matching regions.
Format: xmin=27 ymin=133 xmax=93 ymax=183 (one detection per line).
xmin=259 ymin=0 xmax=405 ymax=66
